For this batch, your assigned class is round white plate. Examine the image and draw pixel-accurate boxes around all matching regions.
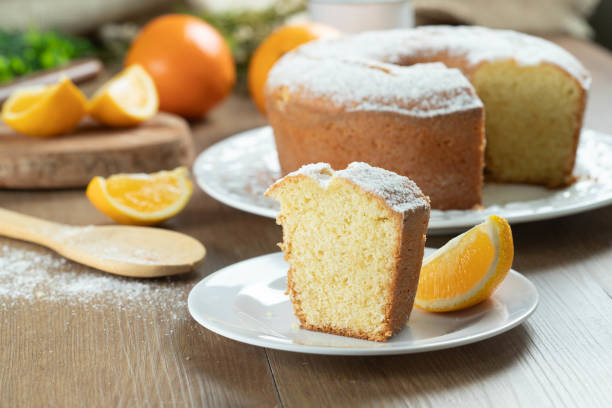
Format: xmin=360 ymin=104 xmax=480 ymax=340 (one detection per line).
xmin=188 ymin=250 xmax=539 ymax=356
xmin=193 ymin=126 xmax=612 ymax=235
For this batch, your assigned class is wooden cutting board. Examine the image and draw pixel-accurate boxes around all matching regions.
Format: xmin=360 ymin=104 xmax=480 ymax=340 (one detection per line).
xmin=0 ymin=112 xmax=195 ymax=189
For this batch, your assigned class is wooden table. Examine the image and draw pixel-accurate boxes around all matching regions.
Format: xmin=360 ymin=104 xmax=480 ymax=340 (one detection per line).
xmin=1 ymin=37 xmax=612 ymax=407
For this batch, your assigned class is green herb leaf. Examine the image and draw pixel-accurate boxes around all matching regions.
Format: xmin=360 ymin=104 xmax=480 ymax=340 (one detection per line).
xmin=0 ymin=27 xmax=96 ymax=84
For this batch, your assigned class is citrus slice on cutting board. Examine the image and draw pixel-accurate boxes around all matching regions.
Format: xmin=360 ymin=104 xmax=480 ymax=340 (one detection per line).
xmin=415 ymin=215 xmax=514 ymax=312
xmin=1 ymin=77 xmax=87 ymax=137
xmin=86 ymin=167 xmax=192 ymax=226
xmin=88 ymin=64 xmax=158 ymax=127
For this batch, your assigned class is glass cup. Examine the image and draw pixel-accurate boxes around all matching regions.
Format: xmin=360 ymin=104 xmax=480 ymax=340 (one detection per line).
xmin=309 ymin=0 xmax=414 ymax=33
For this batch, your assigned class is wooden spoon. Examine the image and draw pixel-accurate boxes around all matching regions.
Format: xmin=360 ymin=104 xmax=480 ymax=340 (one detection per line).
xmin=0 ymin=208 xmax=206 ymax=278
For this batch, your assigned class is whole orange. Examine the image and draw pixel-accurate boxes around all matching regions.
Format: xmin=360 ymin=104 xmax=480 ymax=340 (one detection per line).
xmin=125 ymin=14 xmax=235 ymax=118
xmin=248 ymin=22 xmax=340 ymax=114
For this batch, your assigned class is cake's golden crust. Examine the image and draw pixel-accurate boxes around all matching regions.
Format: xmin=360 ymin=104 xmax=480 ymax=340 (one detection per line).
xmin=268 ymin=99 xmax=484 ymax=210
xmin=273 ymin=175 xmax=430 ymax=342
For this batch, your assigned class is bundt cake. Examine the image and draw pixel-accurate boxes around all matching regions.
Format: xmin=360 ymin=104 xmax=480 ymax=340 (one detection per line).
xmin=265 ymin=26 xmax=590 ymax=210
xmin=265 ymin=162 xmax=431 ymax=342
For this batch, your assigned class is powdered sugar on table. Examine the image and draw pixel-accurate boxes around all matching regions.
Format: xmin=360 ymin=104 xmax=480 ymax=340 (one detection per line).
xmin=0 ymin=242 xmax=189 ymax=311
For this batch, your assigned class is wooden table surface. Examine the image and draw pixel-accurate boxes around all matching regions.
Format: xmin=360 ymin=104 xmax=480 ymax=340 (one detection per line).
xmin=1 ymin=37 xmax=612 ymax=407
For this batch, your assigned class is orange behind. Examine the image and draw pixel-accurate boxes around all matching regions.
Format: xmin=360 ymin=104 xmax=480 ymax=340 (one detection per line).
xmin=125 ymin=14 xmax=235 ymax=118
xmin=248 ymin=22 xmax=340 ymax=114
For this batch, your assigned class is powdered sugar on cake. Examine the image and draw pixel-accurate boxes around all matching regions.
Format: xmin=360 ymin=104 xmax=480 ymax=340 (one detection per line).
xmin=267 ymin=26 xmax=590 ymax=115
xmin=267 ymin=56 xmax=482 ymax=118
xmin=295 ymin=26 xmax=590 ymax=89
xmin=271 ymin=162 xmax=429 ymax=213
xmin=283 ymin=162 xmax=334 ymax=188
xmin=411 ymin=26 xmax=590 ymax=89
xmin=336 ymin=162 xmax=429 ymax=213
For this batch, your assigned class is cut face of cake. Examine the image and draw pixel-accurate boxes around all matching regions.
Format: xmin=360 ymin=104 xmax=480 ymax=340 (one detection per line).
xmin=265 ymin=162 xmax=431 ymax=342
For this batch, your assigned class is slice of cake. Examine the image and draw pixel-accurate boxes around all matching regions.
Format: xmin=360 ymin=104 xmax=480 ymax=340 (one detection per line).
xmin=265 ymin=162 xmax=431 ymax=342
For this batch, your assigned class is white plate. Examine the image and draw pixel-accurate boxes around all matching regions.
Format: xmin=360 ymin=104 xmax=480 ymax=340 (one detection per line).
xmin=188 ymin=250 xmax=538 ymax=356
xmin=193 ymin=126 xmax=612 ymax=235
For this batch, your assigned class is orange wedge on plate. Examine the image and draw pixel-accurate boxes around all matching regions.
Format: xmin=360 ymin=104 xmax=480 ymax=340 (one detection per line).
xmin=415 ymin=215 xmax=514 ymax=312
xmin=1 ymin=77 xmax=87 ymax=137
xmin=88 ymin=64 xmax=158 ymax=127
xmin=86 ymin=167 xmax=192 ymax=226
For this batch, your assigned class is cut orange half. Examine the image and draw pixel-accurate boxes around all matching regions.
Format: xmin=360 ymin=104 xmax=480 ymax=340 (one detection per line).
xmin=1 ymin=77 xmax=87 ymax=137
xmin=88 ymin=64 xmax=158 ymax=127
xmin=86 ymin=167 xmax=192 ymax=226
xmin=415 ymin=215 xmax=514 ymax=312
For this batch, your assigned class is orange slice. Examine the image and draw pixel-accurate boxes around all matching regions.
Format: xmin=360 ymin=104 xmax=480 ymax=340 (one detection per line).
xmin=1 ymin=77 xmax=87 ymax=137
xmin=415 ymin=215 xmax=514 ymax=312
xmin=88 ymin=64 xmax=158 ymax=127
xmin=86 ymin=167 xmax=192 ymax=226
